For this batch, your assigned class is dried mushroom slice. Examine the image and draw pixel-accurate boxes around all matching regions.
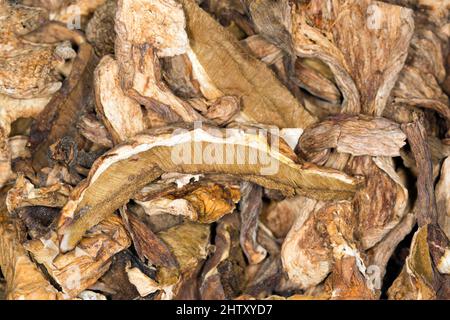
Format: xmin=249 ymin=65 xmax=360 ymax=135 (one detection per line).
xmin=94 ymin=55 xmax=145 ymax=144
xmin=56 ymin=125 xmax=363 ymax=252
xmin=0 ymin=201 xmax=61 ymax=299
xmin=0 ymin=4 xmax=77 ymax=187
xmin=119 ymin=206 xmax=178 ymax=269
xmin=345 ymin=156 xmax=409 ymax=249
xmin=239 ymin=182 xmax=267 ymax=265
xmin=292 ymin=0 xmax=414 ymax=116
xmin=25 ymin=22 xmax=97 ymax=170
xmin=135 ymin=181 xmax=240 ymax=223
xmin=24 ymin=215 xmax=130 ymax=298
xmin=85 ymin=0 xmax=117 ymax=57
xmin=178 ymin=0 xmax=317 ymax=129
xmin=298 ymin=115 xmax=407 ymax=159
xmin=200 ymin=213 xmax=246 ymax=300
xmin=6 ymin=174 xmax=70 ymax=212
xmin=155 ymin=222 xmax=210 ymax=299
xmin=115 ymin=0 xmax=204 ymax=123
xmin=388 ymin=226 xmax=436 ymax=300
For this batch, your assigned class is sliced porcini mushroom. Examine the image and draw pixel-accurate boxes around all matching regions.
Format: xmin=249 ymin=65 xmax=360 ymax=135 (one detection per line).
xmin=388 ymin=226 xmax=436 ymax=300
xmin=26 ymin=22 xmax=98 ymax=170
xmin=154 ymin=221 xmax=210 ymax=300
xmin=292 ymin=0 xmax=414 ymax=116
xmin=85 ymin=0 xmax=117 ymax=57
xmin=161 ymin=54 xmax=202 ymax=99
xmin=281 ymin=197 xmax=327 ymax=289
xmin=24 ymin=215 xmax=130 ymax=298
xmin=114 ymin=0 xmax=204 ymax=123
xmin=77 ymin=114 xmax=113 ymax=148
xmin=239 ymin=182 xmax=267 ymax=265
xmin=178 ymin=0 xmax=317 ymax=129
xmin=325 ymin=255 xmax=377 ymax=300
xmin=0 ymin=3 xmax=78 ymax=188
xmin=56 ymin=125 xmax=363 ymax=252
xmin=6 ymin=174 xmax=70 ymax=212
xmin=94 ymin=55 xmax=146 ymax=144
xmin=200 ymin=213 xmax=246 ymax=300
xmin=401 ymin=118 xmax=438 ymax=226
xmin=298 ymin=115 xmax=407 ymax=159
xmin=345 ymin=156 xmax=409 ymax=249
xmin=367 ymin=213 xmax=416 ymax=283
xmin=126 ymin=265 xmax=161 ymax=297
xmin=0 ymin=195 xmax=61 ymax=300
xmin=136 ymin=182 xmax=240 ymax=223
xmin=119 ymin=206 xmax=178 ymax=269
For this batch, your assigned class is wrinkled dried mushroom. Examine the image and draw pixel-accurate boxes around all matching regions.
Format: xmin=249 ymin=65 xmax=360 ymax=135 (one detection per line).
xmin=0 ymin=0 xmax=449 ymax=301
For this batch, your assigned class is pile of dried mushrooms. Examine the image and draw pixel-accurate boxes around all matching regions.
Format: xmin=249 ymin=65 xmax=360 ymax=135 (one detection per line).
xmin=0 ymin=0 xmax=449 ymax=300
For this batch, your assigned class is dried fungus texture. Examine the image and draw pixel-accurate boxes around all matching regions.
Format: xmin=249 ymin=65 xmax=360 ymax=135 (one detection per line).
xmin=0 ymin=0 xmax=449 ymax=301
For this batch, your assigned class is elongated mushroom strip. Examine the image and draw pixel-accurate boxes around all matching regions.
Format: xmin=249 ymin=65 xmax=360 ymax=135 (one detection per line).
xmin=298 ymin=115 xmax=407 ymax=158
xmin=119 ymin=207 xmax=178 ymax=269
xmin=239 ymin=182 xmax=267 ymax=265
xmin=25 ymin=215 xmax=130 ymax=298
xmin=200 ymin=213 xmax=246 ymax=300
xmin=178 ymin=0 xmax=316 ymax=129
xmin=94 ymin=56 xmax=146 ymax=144
xmin=292 ymin=0 xmax=414 ymax=116
xmin=22 ymin=22 xmax=97 ymax=170
xmin=402 ymin=119 xmax=438 ymax=226
xmin=0 ymin=211 xmax=61 ymax=300
xmin=56 ymin=125 xmax=363 ymax=252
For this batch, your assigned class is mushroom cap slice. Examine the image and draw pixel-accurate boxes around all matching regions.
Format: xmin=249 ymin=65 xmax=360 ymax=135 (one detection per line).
xmin=57 ymin=125 xmax=363 ymax=252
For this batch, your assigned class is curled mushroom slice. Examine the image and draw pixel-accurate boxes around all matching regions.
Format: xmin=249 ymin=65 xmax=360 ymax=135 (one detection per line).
xmin=24 ymin=215 xmax=130 ymax=298
xmin=292 ymin=0 xmax=414 ymax=116
xmin=136 ymin=183 xmax=240 ymax=223
xmin=114 ymin=0 xmax=204 ymax=123
xmin=56 ymin=125 xmax=363 ymax=252
xmin=6 ymin=174 xmax=70 ymax=212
